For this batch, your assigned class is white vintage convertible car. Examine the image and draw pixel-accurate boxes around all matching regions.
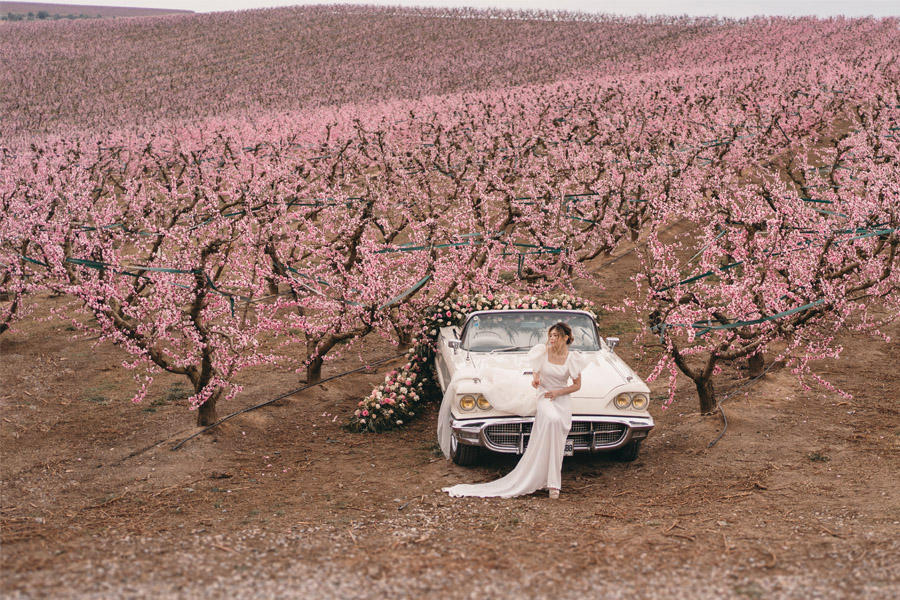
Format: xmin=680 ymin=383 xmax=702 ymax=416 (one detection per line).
xmin=435 ymin=309 xmax=653 ymax=466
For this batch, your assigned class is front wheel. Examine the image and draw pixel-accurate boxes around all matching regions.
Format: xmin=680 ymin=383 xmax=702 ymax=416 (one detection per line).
xmin=450 ymin=435 xmax=481 ymax=466
xmin=611 ymin=440 xmax=641 ymax=462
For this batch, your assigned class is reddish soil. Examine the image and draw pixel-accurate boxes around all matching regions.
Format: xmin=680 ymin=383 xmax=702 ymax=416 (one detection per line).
xmin=2 ymin=253 xmax=899 ymax=598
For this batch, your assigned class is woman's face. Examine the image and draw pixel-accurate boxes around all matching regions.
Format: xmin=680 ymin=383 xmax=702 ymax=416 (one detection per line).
xmin=548 ymin=328 xmax=565 ymax=349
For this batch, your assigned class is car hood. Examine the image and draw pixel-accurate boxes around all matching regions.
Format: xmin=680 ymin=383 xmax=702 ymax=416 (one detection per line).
xmin=458 ymin=350 xmax=647 ymax=412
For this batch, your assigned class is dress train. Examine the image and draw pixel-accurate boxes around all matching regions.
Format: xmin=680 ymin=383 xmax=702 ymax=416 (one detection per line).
xmin=441 ymin=346 xmax=587 ymax=498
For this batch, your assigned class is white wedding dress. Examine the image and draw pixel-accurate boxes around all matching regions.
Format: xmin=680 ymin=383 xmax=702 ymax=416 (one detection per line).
xmin=442 ymin=344 xmax=588 ymax=498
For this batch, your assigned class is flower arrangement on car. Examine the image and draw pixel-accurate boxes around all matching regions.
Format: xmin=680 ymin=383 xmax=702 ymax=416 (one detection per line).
xmin=347 ymin=292 xmax=595 ymax=433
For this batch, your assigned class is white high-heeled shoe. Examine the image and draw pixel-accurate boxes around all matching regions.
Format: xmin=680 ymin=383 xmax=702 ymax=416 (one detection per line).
xmin=549 ymin=488 xmax=560 ymax=499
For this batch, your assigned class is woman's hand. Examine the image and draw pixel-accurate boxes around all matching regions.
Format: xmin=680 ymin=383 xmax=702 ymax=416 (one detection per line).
xmin=544 ymin=389 xmax=557 ymax=400
xmin=531 ymin=374 xmax=540 ymax=389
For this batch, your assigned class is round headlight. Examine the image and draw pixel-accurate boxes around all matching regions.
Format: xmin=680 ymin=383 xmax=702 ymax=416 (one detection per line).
xmin=476 ymin=394 xmax=492 ymax=410
xmin=614 ymin=393 xmax=632 ymax=409
xmin=631 ymin=394 xmax=649 ymax=410
xmin=459 ymin=395 xmax=476 ymax=411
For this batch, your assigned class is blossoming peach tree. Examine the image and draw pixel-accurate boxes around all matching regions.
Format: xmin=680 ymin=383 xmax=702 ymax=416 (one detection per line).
xmin=633 ymin=94 xmax=899 ymax=414
xmin=4 ymin=9 xmax=898 ymax=430
xmin=348 ymin=292 xmax=595 ymax=433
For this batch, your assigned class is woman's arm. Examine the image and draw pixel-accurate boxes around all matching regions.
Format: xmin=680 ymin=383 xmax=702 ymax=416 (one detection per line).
xmin=544 ymin=374 xmax=581 ymax=400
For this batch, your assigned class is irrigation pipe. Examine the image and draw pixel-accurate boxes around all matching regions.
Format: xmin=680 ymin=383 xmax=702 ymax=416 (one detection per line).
xmin=171 ymin=352 xmax=407 ymax=451
xmin=708 ymin=404 xmax=729 ymax=449
xmin=706 ymin=359 xmax=780 ymax=449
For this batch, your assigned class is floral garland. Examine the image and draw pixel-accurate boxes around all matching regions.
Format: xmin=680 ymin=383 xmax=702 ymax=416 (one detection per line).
xmin=347 ymin=292 xmax=596 ymax=433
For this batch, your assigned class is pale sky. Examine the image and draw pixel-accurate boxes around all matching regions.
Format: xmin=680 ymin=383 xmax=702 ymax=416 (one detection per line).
xmin=16 ymin=0 xmax=900 ymax=17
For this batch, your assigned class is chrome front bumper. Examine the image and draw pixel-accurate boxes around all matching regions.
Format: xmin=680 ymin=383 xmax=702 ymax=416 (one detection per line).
xmin=451 ymin=415 xmax=654 ymax=455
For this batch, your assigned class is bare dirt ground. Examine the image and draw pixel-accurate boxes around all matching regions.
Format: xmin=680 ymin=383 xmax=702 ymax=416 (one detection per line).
xmin=2 ymin=254 xmax=899 ymax=599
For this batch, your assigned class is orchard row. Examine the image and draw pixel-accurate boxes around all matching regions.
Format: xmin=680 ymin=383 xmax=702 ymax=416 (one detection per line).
xmin=1 ymin=12 xmax=898 ymax=425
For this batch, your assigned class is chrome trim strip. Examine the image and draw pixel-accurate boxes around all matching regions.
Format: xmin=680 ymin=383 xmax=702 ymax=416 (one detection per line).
xmin=450 ymin=415 xmax=654 ymax=455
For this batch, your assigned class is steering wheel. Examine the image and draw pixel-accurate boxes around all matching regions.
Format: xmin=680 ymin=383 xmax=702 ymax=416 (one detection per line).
xmin=472 ymin=330 xmax=502 ymax=340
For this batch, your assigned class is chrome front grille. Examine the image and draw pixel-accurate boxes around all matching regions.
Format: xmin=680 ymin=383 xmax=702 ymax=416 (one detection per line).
xmin=593 ymin=423 xmax=627 ymax=445
xmin=570 ymin=422 xmax=591 ymax=434
xmin=484 ymin=420 xmax=628 ymax=453
xmin=485 ymin=422 xmax=529 ymax=450
xmin=490 ymin=432 xmax=522 ymax=447
xmin=488 ymin=423 xmax=524 ymax=435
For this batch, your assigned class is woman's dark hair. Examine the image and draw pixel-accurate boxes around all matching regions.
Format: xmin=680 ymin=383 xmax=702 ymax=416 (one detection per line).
xmin=548 ymin=322 xmax=573 ymax=345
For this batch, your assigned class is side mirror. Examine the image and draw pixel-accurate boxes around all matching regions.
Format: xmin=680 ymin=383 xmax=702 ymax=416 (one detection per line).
xmin=448 ymin=339 xmax=462 ymax=352
xmin=605 ymin=337 xmax=619 ymax=351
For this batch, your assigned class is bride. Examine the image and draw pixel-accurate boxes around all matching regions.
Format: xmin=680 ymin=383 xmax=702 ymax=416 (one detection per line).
xmin=442 ymin=322 xmax=586 ymax=499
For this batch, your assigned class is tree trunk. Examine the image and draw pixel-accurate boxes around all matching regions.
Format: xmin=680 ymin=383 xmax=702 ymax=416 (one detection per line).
xmin=695 ymin=376 xmax=717 ymax=414
xmin=196 ymin=389 xmax=221 ymax=427
xmin=393 ymin=324 xmax=413 ymax=351
xmin=1 ymin=290 xmax=20 ymax=335
xmin=670 ymin=342 xmax=719 ymax=415
xmin=748 ymin=352 xmax=765 ymax=378
xmin=307 ymin=355 xmax=323 ymax=383
xmin=306 ymin=330 xmax=367 ymax=383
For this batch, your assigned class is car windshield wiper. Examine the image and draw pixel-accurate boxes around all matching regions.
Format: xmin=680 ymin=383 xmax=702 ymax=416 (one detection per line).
xmin=490 ymin=345 xmax=529 ymax=354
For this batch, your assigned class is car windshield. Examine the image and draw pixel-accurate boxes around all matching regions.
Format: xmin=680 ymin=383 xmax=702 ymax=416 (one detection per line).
xmin=461 ymin=311 xmax=600 ymax=352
